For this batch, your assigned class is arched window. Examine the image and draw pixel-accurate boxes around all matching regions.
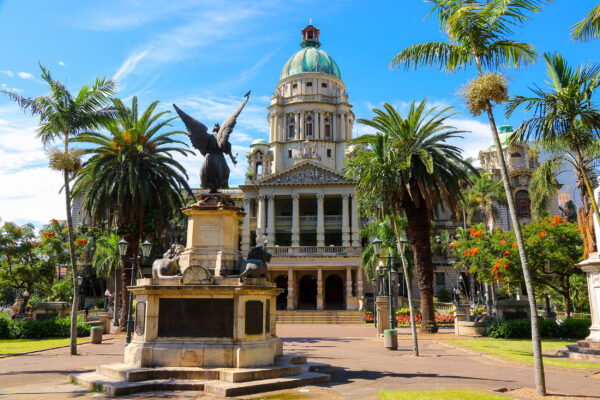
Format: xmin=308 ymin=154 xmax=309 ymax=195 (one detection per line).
xmin=511 ymin=152 xmax=522 ymax=158
xmin=288 ymin=118 xmax=295 ymax=139
xmin=515 ymin=190 xmax=531 ymax=218
xmin=256 ymin=162 xmax=263 ymax=176
xmin=305 ymin=116 xmax=313 ymax=137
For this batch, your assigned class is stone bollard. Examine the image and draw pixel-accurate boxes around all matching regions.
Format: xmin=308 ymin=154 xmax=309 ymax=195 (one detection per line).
xmin=384 ymin=329 xmax=398 ymax=350
xmin=90 ymin=326 xmax=103 ymax=344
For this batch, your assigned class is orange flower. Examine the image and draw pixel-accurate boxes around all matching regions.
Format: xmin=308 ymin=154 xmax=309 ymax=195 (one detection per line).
xmin=503 ymin=251 xmax=510 ymax=256
xmin=538 ymin=230 xmax=546 ymax=238
xmin=449 ymin=242 xmax=456 ymax=248
xmin=492 ymin=265 xmax=499 ymax=272
xmin=553 ymin=215 xmax=562 ymax=222
xmin=43 ymin=231 xmax=55 ymax=239
xmin=51 ymin=218 xmax=58 ymax=224
xmin=531 ymin=239 xmax=535 ymax=244
xmin=503 ymin=264 xmax=510 ymax=270
xmin=499 ymin=240 xmax=507 ymax=245
xmin=494 ymin=273 xmax=501 ymax=280
xmin=496 ymin=259 xmax=502 ymax=265
xmin=551 ymin=220 xmax=557 ymax=226
xmin=470 ymin=248 xmax=479 ymax=256
xmin=470 ymin=228 xmax=477 ymax=236
xmin=544 ymin=216 xmax=551 ymax=220
xmin=463 ymin=249 xmax=468 ymax=257
xmin=538 ymin=253 xmax=543 ymax=256
xmin=512 ymin=243 xmax=517 ymax=248
xmin=76 ymin=238 xmax=87 ymax=245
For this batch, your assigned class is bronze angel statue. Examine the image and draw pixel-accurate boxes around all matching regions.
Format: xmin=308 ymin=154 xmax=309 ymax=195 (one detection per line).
xmin=173 ymin=91 xmax=250 ymax=193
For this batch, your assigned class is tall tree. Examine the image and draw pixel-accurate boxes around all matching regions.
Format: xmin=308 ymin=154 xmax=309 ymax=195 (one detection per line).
xmin=92 ymin=233 xmax=122 ymax=327
xmin=2 ymin=65 xmax=116 ymax=355
xmin=72 ymin=96 xmax=193 ymax=330
xmin=346 ymin=100 xmax=473 ymax=333
xmin=391 ymin=1 xmax=549 ymax=394
xmin=507 ymin=52 xmax=600 ymax=253
xmin=463 ymin=172 xmax=507 ymax=229
xmin=571 ymin=4 xmax=600 ymax=42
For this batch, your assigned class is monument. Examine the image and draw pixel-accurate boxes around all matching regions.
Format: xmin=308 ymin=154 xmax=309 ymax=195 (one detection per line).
xmin=70 ymin=94 xmax=330 ymax=397
xmin=557 ymin=177 xmax=600 ymax=361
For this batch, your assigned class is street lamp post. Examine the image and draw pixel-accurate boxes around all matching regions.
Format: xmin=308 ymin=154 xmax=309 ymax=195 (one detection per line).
xmin=371 ymin=238 xmax=398 ymax=350
xmin=119 ymin=238 xmax=153 ymax=345
xmin=370 ymin=274 xmax=377 ymax=329
xmin=397 ymin=235 xmax=419 ymax=356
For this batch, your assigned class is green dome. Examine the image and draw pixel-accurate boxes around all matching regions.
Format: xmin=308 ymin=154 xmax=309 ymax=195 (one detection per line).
xmin=251 ymin=138 xmax=268 ymax=146
xmin=490 ymin=125 xmax=513 ymax=150
xmin=280 ymin=46 xmax=341 ymax=80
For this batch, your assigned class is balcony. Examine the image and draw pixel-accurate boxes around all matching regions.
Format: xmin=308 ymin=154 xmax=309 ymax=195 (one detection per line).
xmin=267 ymin=246 xmax=361 ymax=257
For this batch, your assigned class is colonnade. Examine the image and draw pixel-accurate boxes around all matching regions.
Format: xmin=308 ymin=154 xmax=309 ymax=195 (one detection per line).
xmin=269 ymin=110 xmax=352 ymax=142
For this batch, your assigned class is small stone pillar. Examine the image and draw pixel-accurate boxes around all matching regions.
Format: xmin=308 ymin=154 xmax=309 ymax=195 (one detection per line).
xmin=454 ymin=305 xmax=466 ymax=335
xmin=577 ymin=255 xmax=600 ymax=342
xmin=375 ymin=296 xmax=390 ymax=336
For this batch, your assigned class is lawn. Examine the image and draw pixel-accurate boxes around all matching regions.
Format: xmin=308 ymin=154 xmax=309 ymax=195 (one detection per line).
xmin=379 ymin=389 xmax=509 ymax=400
xmin=448 ymin=338 xmax=600 ymax=370
xmin=0 ymin=338 xmax=88 ymax=355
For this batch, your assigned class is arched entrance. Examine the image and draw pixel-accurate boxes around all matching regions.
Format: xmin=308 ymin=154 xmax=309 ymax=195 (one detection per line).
xmin=325 ymin=274 xmax=344 ymax=310
xmin=274 ymin=275 xmax=288 ymax=310
xmin=298 ymin=274 xmax=317 ymax=310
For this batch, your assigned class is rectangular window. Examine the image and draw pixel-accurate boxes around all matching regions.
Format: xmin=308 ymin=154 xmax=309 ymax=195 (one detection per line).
xmin=435 ymin=272 xmax=445 ymax=286
xmin=288 ymin=149 xmax=292 ymax=158
xmin=327 ymin=149 xmax=332 ymax=157
xmin=325 ymin=124 xmax=331 ymax=137
xmin=321 ymin=82 xmax=328 ymax=88
xmin=292 ymin=83 xmax=297 ymax=90
xmin=306 ymin=81 xmax=313 ymax=87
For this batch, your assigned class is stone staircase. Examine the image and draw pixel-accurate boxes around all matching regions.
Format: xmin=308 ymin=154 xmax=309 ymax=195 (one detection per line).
xmin=556 ymin=340 xmax=600 ymax=363
xmin=276 ymin=310 xmax=364 ymax=324
xmin=69 ymin=354 xmax=330 ymax=397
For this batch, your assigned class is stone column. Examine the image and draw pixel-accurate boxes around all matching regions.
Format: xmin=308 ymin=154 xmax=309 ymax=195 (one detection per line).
xmin=351 ymin=194 xmax=361 ymax=247
xmin=332 ymin=112 xmax=337 ymax=140
xmin=341 ymin=194 xmax=350 ymax=247
xmin=375 ymin=296 xmax=390 ymax=336
xmin=316 ymin=193 xmax=325 ymax=247
xmin=299 ymin=112 xmax=305 ymax=140
xmin=257 ymin=195 xmax=266 ymax=244
xmin=317 ymin=268 xmax=324 ymax=310
xmin=267 ymin=195 xmax=275 ymax=247
xmin=287 ymin=267 xmax=294 ymax=310
xmin=357 ymin=268 xmax=364 ymax=297
xmin=291 ymin=194 xmax=300 ymax=247
xmin=241 ymin=197 xmax=251 ymax=254
xmin=319 ymin=112 xmax=324 ymax=140
xmin=294 ymin=112 xmax=300 ymax=140
xmin=340 ymin=113 xmax=346 ymax=142
xmin=269 ymin=114 xmax=274 ymax=143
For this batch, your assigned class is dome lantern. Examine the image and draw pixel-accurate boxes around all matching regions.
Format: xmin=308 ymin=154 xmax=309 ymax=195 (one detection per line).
xmin=301 ymin=24 xmax=321 ymax=48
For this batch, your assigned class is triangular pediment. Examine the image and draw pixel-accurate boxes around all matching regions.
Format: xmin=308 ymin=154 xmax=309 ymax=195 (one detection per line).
xmin=254 ymin=160 xmax=354 ymax=186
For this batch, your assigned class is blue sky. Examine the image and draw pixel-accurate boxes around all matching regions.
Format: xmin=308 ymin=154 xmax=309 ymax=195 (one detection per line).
xmin=1 ymin=0 xmax=599 ymax=227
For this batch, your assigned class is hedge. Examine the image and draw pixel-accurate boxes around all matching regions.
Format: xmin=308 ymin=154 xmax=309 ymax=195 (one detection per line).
xmin=0 ymin=313 xmax=90 ymax=339
xmin=485 ymin=317 xmax=591 ymax=339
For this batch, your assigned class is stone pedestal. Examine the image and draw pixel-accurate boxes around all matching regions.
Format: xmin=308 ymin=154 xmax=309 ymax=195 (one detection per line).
xmin=375 ymin=296 xmax=390 ymax=336
xmin=578 ymin=255 xmax=600 ymax=342
xmin=495 ymin=300 xmax=530 ymax=320
xmin=125 ymin=275 xmax=283 ymax=369
xmin=178 ymin=195 xmax=244 ymax=277
xmin=32 ymin=301 xmax=71 ymax=320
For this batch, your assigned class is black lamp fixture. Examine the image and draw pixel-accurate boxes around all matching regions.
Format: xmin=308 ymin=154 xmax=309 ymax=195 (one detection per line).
xmin=118 ymin=238 xmax=129 ymax=257
xmin=371 ymin=237 xmax=383 ymax=256
xmin=141 ymin=240 xmax=153 ymax=258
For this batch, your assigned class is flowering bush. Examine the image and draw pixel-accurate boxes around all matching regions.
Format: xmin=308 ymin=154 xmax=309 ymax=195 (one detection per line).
xmin=396 ymin=313 xmax=454 ymax=325
xmin=365 ymin=313 xmax=374 ymax=323
xmin=75 ymin=237 xmax=88 ymax=245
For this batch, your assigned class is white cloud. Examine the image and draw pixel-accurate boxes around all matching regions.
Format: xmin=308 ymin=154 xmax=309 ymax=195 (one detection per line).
xmin=113 ymin=49 xmax=149 ymax=81
xmin=58 ymin=61 xmax=65 ymax=66
xmin=1 ymin=83 xmax=22 ymax=93
xmin=1 ymin=70 xmax=14 ymax=77
xmin=17 ymin=72 xmax=34 ymax=79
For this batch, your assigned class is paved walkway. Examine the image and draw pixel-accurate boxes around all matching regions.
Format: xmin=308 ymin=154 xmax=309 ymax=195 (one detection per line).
xmin=0 ymin=324 xmax=598 ymax=399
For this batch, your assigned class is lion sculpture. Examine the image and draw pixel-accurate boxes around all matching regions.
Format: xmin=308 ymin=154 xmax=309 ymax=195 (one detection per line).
xmin=229 ymin=246 xmax=272 ymax=280
xmin=152 ymin=244 xmax=184 ymax=278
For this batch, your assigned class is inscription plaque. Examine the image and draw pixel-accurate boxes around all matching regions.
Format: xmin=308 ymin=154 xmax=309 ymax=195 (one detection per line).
xmin=135 ymin=301 xmax=146 ymax=335
xmin=245 ymin=300 xmax=263 ymax=335
xmin=266 ymin=299 xmax=270 ymax=334
xmin=158 ymin=298 xmax=233 ymax=337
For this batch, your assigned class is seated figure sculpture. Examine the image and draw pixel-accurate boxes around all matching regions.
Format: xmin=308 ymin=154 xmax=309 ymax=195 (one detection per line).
xmin=152 ymin=244 xmax=184 ymax=278
xmin=229 ymin=246 xmax=272 ymax=280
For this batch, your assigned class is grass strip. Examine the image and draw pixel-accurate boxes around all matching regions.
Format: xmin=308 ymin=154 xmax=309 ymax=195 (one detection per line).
xmin=0 ymin=337 xmax=88 ymax=354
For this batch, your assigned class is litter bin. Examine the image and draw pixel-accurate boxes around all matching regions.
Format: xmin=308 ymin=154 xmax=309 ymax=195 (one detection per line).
xmin=90 ymin=326 xmax=103 ymax=344
xmin=384 ymin=329 xmax=397 ymax=350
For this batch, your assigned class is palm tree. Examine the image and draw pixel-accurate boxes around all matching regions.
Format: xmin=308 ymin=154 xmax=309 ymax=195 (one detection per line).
xmin=571 ymin=4 xmax=600 ymax=42
xmin=463 ymin=172 xmax=507 ymax=229
xmin=391 ymin=1 xmax=549 ymax=393
xmin=92 ymin=233 xmax=122 ymax=327
xmin=1 ymin=64 xmax=116 ymax=355
xmin=507 ymin=53 xmax=600 ymax=229
xmin=72 ymin=96 xmax=193 ymax=330
xmin=346 ymin=100 xmax=473 ymax=333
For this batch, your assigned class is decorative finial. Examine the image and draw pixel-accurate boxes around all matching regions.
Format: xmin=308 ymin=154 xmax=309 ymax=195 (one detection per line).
xmin=309 ymin=18 xmax=312 ymax=25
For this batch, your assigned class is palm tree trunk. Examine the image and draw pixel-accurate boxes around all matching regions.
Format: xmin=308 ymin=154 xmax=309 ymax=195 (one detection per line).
xmin=113 ymin=266 xmax=121 ymax=326
xmin=65 ymin=168 xmax=79 ymax=356
xmin=575 ymin=148 xmax=600 ymax=251
xmin=485 ymin=100 xmax=546 ymax=395
xmin=485 ymin=284 xmax=494 ymax=317
xmin=391 ymin=217 xmax=419 ymax=356
xmin=404 ymin=195 xmax=437 ymax=333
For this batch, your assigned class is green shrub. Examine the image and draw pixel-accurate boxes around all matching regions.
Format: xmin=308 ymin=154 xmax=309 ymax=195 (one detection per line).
xmin=0 ymin=316 xmax=90 ymax=339
xmin=485 ymin=317 xmax=591 ymax=339
xmin=436 ymin=288 xmax=454 ymax=303
xmin=559 ymin=318 xmax=591 ymax=339
xmin=0 ymin=313 xmax=10 ymax=338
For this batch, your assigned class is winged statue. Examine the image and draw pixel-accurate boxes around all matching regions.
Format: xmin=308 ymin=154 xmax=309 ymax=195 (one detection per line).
xmin=173 ymin=92 xmax=250 ymax=193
